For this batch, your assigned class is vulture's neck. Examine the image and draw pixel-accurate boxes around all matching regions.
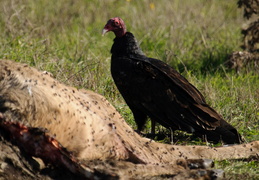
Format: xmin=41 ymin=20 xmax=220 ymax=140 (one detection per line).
xmin=111 ymin=32 xmax=145 ymax=57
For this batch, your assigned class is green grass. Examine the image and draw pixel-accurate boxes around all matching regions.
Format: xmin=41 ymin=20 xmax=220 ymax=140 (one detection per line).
xmin=215 ymin=159 xmax=259 ymax=179
xmin=0 ymin=0 xmax=258 ymax=178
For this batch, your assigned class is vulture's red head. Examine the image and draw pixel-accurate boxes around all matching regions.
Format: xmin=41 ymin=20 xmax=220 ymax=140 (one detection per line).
xmin=102 ymin=17 xmax=127 ymax=38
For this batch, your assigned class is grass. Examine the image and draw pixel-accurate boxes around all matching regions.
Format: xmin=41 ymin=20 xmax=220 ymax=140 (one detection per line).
xmin=215 ymin=159 xmax=259 ymax=179
xmin=0 ymin=0 xmax=258 ymax=178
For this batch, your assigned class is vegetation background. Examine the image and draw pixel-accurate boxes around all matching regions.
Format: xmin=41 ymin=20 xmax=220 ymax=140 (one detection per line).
xmin=0 ymin=0 xmax=258 ymax=178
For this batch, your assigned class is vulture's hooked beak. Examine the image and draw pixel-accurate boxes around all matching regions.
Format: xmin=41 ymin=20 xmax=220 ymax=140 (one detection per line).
xmin=102 ymin=28 xmax=109 ymax=36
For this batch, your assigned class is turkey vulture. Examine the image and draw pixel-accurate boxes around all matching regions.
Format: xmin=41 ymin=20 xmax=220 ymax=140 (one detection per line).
xmin=102 ymin=17 xmax=242 ymax=144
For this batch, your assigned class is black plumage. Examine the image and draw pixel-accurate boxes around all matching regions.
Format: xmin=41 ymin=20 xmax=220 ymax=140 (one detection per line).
xmin=103 ymin=17 xmax=242 ymax=144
